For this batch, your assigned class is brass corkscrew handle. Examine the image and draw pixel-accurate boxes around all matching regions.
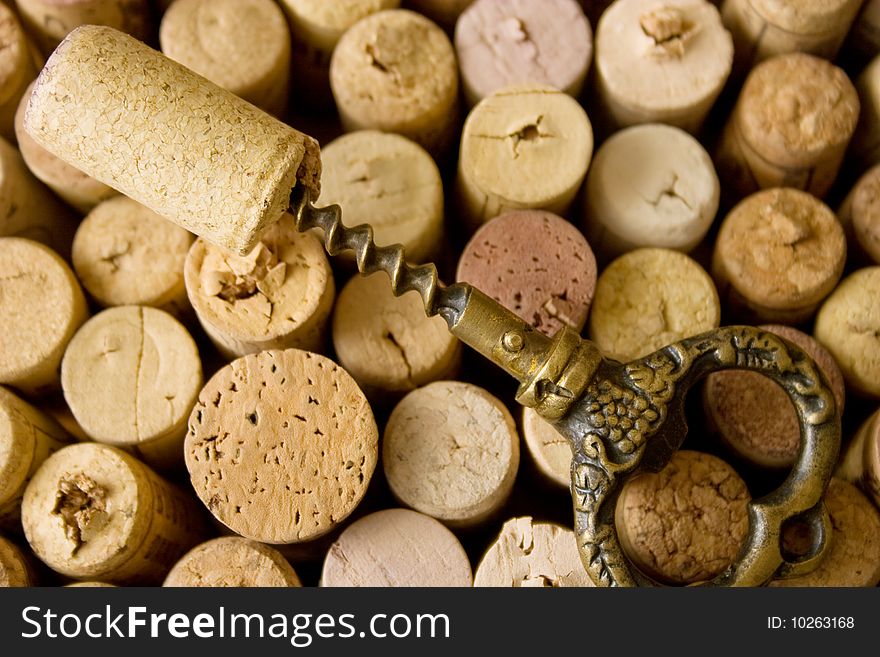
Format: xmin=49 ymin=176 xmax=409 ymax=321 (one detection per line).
xmin=561 ymin=327 xmax=840 ymax=586
xmin=291 ymin=190 xmax=841 ymax=587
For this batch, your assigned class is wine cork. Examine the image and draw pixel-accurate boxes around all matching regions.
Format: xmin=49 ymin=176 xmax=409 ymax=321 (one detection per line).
xmin=65 ymin=581 xmax=114 ymax=587
xmin=721 ymin=0 xmax=864 ymax=68
xmin=455 ymin=210 xmax=597 ymax=337
xmin=321 ymin=508 xmax=473 ymax=586
xmin=837 ymin=408 xmax=880 ymax=509
xmin=23 ymin=25 xmax=321 ymax=256
xmin=454 ymin=0 xmax=592 ymax=107
xmin=163 ymin=537 xmax=301 ymax=587
xmin=14 ymin=82 xmax=116 ymax=214
xmin=588 ymin=248 xmax=720 ymax=362
xmin=583 ymin=124 xmax=719 ymax=261
xmin=0 ymin=535 xmax=32 ymax=586
xmin=319 ymin=130 xmax=444 ymax=264
xmin=593 ymin=0 xmax=733 ymax=133
xmin=521 ymin=407 xmax=571 ymax=488
xmin=331 ymin=272 xmax=461 ymax=401
xmin=60 ymin=306 xmax=203 ymax=471
xmin=72 ymin=196 xmax=194 ymax=316
xmin=184 ymin=214 xmax=335 ymax=359
xmin=160 ymin=0 xmax=291 ymax=117
xmin=330 ymin=9 xmax=459 ymax=156
xmin=405 ymin=0 xmax=473 ymax=28
xmin=474 ymin=517 xmax=594 ymax=587
xmin=0 ymin=386 xmax=71 ymax=531
xmin=814 ymin=267 xmax=880 ymax=399
xmin=712 ymin=188 xmax=846 ymax=324
xmin=0 ymin=136 xmax=76 ymax=256
xmin=616 ymin=450 xmax=750 ymax=585
xmin=839 ymin=164 xmax=880 ymax=267
xmin=457 ymin=84 xmax=593 ymax=229
xmin=21 ymin=443 xmax=206 ymax=584
xmin=0 ymin=4 xmax=36 ymax=143
xmin=0 ymin=238 xmax=88 ymax=395
xmin=382 ymin=381 xmax=519 ymax=527
xmin=770 ymin=478 xmax=880 ymax=587
xmin=185 ymin=349 xmax=378 ymax=544
xmin=850 ymin=55 xmax=880 ymax=173
xmin=15 ymin=0 xmax=151 ymax=55
xmin=704 ymin=324 xmax=846 ymax=469
xmin=715 ymin=53 xmax=859 ymax=200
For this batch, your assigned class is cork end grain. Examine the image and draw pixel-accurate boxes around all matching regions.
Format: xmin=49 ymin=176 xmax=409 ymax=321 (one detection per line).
xmin=321 ymin=508 xmax=473 ymax=586
xmin=713 ymin=188 xmax=845 ymax=315
xmin=840 ymin=164 xmax=880 ymax=265
xmin=616 ymin=450 xmax=750 ymax=585
xmin=72 ymin=196 xmax=194 ymax=309
xmin=0 ymin=535 xmax=32 ymax=587
xmin=164 ymin=537 xmax=301 ymax=587
xmin=814 ymin=267 xmax=880 ymax=398
xmin=185 ymin=214 xmax=335 ymax=358
xmin=737 ymin=54 xmax=859 ymax=166
xmin=0 ymin=237 xmax=88 ymax=394
xmin=185 ymin=349 xmax=378 ymax=544
xmin=751 ymin=0 xmax=862 ymax=35
xmin=771 ymin=479 xmax=880 ymax=587
xmin=23 ymin=25 xmax=320 ymax=255
xmin=521 ymin=407 xmax=571 ymax=488
xmin=382 ymin=381 xmax=519 ymax=526
xmin=332 ymin=272 xmax=461 ymax=397
xmin=283 ymin=0 xmax=401 ymax=51
xmin=588 ymin=247 xmax=720 ymax=362
xmin=474 ymin=516 xmax=594 ymax=587
xmin=456 ymin=210 xmax=597 ymax=337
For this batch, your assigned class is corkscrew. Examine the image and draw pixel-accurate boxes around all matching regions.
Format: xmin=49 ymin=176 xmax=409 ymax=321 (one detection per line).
xmin=291 ymin=186 xmax=841 ymax=588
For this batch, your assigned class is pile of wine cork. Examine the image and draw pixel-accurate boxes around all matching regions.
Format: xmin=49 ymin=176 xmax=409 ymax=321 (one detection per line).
xmin=2 ymin=0 xmax=880 ymax=589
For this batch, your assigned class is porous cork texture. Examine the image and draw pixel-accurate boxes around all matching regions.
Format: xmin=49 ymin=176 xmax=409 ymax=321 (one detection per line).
xmin=457 ymin=210 xmax=596 ymax=337
xmin=615 ymin=450 xmax=750 ymax=585
xmin=770 ymin=478 xmax=880 ymax=587
xmin=319 ymin=130 xmax=444 ymax=264
xmin=814 ymin=267 xmax=880 ymax=398
xmin=712 ymin=189 xmax=846 ymax=323
xmin=704 ymin=324 xmax=846 ymax=469
xmin=0 ymin=386 xmax=71 ymax=530
xmin=160 ymin=0 xmax=291 ymax=117
xmin=588 ymin=248 xmax=720 ymax=362
xmin=22 ymin=443 xmax=206 ymax=584
xmin=24 ymin=26 xmax=321 ymax=255
xmin=839 ymin=164 xmax=880 ymax=266
xmin=836 ymin=408 xmax=880 ymax=509
xmin=16 ymin=0 xmax=152 ymax=55
xmin=722 ymin=0 xmax=863 ymax=65
xmin=851 ymin=56 xmax=880 ymax=171
xmin=14 ymin=82 xmax=117 ymax=213
xmin=0 ymin=238 xmax=88 ymax=395
xmin=164 ymin=537 xmax=301 ymax=587
xmin=718 ymin=53 xmax=859 ymax=198
xmin=0 ymin=4 xmax=37 ymax=143
xmin=521 ymin=407 xmax=571 ymax=488
xmin=61 ymin=306 xmax=203 ymax=470
xmin=0 ymin=136 xmax=77 ymax=257
xmin=595 ymin=0 xmax=733 ymax=133
xmin=185 ymin=349 xmax=378 ymax=544
xmin=330 ymin=9 xmax=459 ymax=156
xmin=72 ymin=196 xmax=194 ymax=313
xmin=474 ymin=516 xmax=594 ymax=587
xmin=583 ymin=123 xmax=720 ymax=260
xmin=332 ymin=272 xmax=461 ymax=400
xmin=455 ymin=0 xmax=592 ymax=107
xmin=457 ymin=84 xmax=593 ymax=227
xmin=321 ymin=508 xmax=473 ymax=586
xmin=0 ymin=535 xmax=32 ymax=587
xmin=382 ymin=381 xmax=519 ymax=527
xmin=185 ymin=214 xmax=335 ymax=359
xmin=281 ymin=0 xmax=401 ymax=52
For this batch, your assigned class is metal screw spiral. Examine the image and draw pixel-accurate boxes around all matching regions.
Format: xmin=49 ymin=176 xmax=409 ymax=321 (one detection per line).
xmin=289 ymin=187 xmax=468 ymax=328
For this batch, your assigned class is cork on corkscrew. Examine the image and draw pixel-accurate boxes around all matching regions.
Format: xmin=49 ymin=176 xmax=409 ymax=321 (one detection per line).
xmin=23 ymin=25 xmax=841 ymax=587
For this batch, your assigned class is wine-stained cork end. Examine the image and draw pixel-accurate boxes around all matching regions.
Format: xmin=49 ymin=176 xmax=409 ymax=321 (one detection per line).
xmin=23 ymin=25 xmax=321 ymax=255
